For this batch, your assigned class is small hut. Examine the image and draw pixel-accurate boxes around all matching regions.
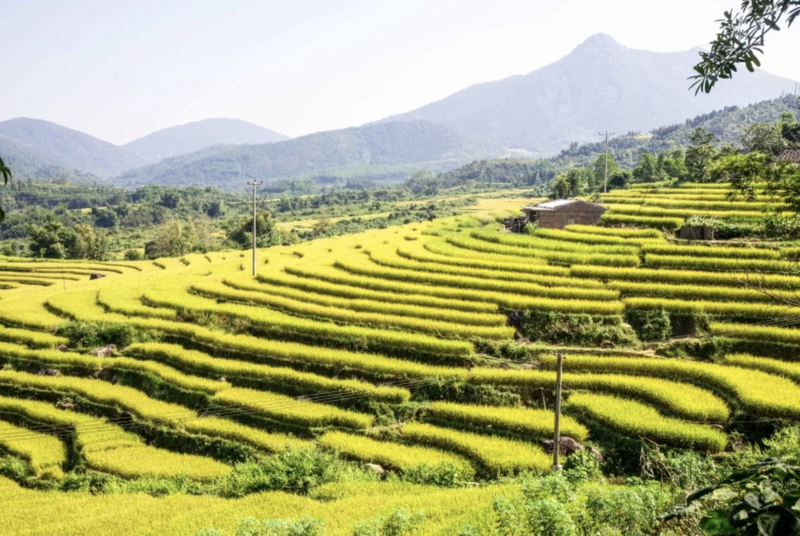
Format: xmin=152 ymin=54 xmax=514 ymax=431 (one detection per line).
xmin=521 ymin=199 xmax=606 ymax=230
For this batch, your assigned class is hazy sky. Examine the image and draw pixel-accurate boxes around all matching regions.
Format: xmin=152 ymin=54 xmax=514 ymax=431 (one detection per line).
xmin=2 ymin=0 xmax=799 ymax=145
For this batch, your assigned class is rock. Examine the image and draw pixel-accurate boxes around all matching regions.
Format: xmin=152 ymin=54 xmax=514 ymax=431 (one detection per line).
xmin=56 ymin=399 xmax=76 ymax=410
xmin=56 ymin=344 xmax=70 ymax=352
xmin=588 ymin=447 xmax=604 ymax=463
xmin=37 ymin=367 xmax=61 ymax=376
xmin=711 ymin=424 xmax=725 ymax=431
xmin=520 ymin=363 xmax=536 ymax=370
xmin=541 ymin=437 xmax=584 ymax=456
xmin=88 ymin=344 xmax=117 ymax=357
xmin=89 ymin=273 xmax=106 ymax=280
xmin=365 ymin=463 xmax=385 ymax=476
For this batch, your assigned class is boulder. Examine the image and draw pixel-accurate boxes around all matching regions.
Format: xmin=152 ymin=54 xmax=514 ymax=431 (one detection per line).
xmin=56 ymin=344 xmax=70 ymax=352
xmin=365 ymin=463 xmax=385 ymax=476
xmin=89 ymin=273 xmax=106 ymax=280
xmin=88 ymin=344 xmax=117 ymax=357
xmin=541 ymin=437 xmax=583 ymax=456
xmin=588 ymin=446 xmax=604 ymax=463
xmin=37 ymin=367 xmax=61 ymax=377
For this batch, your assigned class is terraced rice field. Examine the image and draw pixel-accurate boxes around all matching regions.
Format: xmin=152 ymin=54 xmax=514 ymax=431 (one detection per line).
xmin=2 ymin=184 xmax=800 ymax=534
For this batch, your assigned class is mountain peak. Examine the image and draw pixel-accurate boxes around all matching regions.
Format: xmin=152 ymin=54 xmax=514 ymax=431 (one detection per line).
xmin=577 ymin=33 xmax=621 ymax=49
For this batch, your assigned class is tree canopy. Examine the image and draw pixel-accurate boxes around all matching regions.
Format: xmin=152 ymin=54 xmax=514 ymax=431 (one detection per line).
xmin=692 ymin=0 xmax=799 ymax=93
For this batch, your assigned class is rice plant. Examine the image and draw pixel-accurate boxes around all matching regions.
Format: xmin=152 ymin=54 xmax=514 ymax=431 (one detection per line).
xmin=570 ymin=265 xmax=800 ymax=289
xmin=645 ymin=254 xmax=794 ymax=273
xmin=427 ymin=401 xmax=588 ymax=441
xmin=0 ymin=420 xmax=66 ymax=479
xmin=563 ymin=224 xmax=662 ymax=239
xmin=567 ymin=393 xmax=726 ymax=452
xmin=319 ymin=430 xmax=474 ymax=477
xmin=641 ymin=244 xmax=779 ymax=260
xmin=600 ymin=213 xmax=684 ymax=230
xmin=401 ymin=422 xmax=551 ymax=475
xmin=540 ymin=354 xmax=800 ymax=419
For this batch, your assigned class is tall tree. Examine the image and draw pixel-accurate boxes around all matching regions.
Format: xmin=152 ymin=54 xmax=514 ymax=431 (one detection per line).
xmin=692 ymin=1 xmax=800 ymax=93
xmin=685 ymin=128 xmax=720 ymax=182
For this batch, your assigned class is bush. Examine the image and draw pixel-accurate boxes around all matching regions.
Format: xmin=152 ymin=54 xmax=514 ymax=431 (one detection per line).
xmin=236 ymin=516 xmax=325 ymax=536
xmin=124 ymin=249 xmax=144 ymax=261
xmin=55 ymin=321 xmax=146 ymax=349
xmin=626 ymin=308 xmax=671 ymax=341
xmin=516 ymin=310 xmax=638 ymax=347
xmin=353 ymin=507 xmax=426 ymax=536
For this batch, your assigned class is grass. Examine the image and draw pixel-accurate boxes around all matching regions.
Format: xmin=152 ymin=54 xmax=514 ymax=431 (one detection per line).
xmin=446 ymin=234 xmax=641 ymax=267
xmin=124 ymin=342 xmax=410 ymax=403
xmin=567 ymin=393 xmax=727 ymax=452
xmin=319 ymin=431 xmax=474 ymax=477
xmin=570 ymin=265 xmax=800 ymax=289
xmin=644 ymin=254 xmax=794 ymax=274
xmin=83 ymin=445 xmax=231 ymax=482
xmin=214 ymin=388 xmax=375 ymax=430
xmin=0 ymin=419 xmax=66 ymax=479
xmin=641 ymin=244 xmax=779 ymax=260
xmin=401 ymin=422 xmax=551 ymax=475
xmin=600 ymin=213 xmax=684 ymax=230
xmin=427 ymin=401 xmax=588 ymax=442
xmin=622 ymin=296 xmax=799 ymax=319
xmin=193 ymin=279 xmax=515 ymax=340
xmin=563 ymin=224 xmax=662 ymax=239
xmin=540 ymin=354 xmax=800 ymax=419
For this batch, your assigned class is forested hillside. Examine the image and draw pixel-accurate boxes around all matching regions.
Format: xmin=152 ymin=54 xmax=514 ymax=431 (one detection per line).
xmin=0 ymin=118 xmax=147 ymax=179
xmin=113 ymin=121 xmax=502 ymax=190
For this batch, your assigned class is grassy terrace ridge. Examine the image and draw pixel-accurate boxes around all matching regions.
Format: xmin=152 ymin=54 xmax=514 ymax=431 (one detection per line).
xmin=2 ymin=187 xmax=800 ymax=534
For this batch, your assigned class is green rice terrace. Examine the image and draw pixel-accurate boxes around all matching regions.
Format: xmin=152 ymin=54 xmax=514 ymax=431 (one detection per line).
xmin=3 ymin=183 xmax=800 ymax=535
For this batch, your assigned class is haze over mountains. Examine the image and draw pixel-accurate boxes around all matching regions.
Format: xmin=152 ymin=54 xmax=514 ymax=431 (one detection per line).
xmin=113 ymin=121 xmax=501 ymax=189
xmin=1 ymin=33 xmax=796 ymax=189
xmin=379 ymin=34 xmax=796 ymax=155
xmin=122 ymin=119 xmax=289 ymax=162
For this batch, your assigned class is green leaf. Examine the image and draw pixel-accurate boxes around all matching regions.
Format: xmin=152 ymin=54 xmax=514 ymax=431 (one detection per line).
xmin=699 ymin=511 xmax=737 ymax=535
xmin=745 ymin=492 xmax=763 ymax=510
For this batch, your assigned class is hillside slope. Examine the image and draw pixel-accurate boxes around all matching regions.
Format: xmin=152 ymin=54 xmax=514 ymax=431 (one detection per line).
xmin=0 ymin=118 xmax=147 ymax=179
xmin=113 ymin=120 xmax=503 ymax=190
xmin=379 ymin=34 xmax=795 ymax=155
xmin=123 ymin=118 xmax=290 ymax=162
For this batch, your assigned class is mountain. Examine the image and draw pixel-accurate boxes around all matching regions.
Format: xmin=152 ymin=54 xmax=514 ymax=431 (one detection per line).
xmin=113 ymin=120 xmax=503 ymax=190
xmin=0 ymin=118 xmax=147 ymax=179
xmin=552 ymin=97 xmax=797 ymax=169
xmin=0 ymin=134 xmax=96 ymax=182
xmin=123 ymin=118 xmax=290 ymax=162
xmin=378 ymin=34 xmax=796 ymax=155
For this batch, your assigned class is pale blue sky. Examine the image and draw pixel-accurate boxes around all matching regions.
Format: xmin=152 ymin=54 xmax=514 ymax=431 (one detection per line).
xmin=2 ymin=0 xmax=799 ymax=144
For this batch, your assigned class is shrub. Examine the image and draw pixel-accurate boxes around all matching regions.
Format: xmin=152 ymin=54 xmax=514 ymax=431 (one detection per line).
xmin=515 ymin=310 xmax=638 ymax=347
xmin=56 ymin=321 xmax=145 ymax=350
xmin=353 ymin=507 xmax=426 ymax=536
xmin=626 ymin=308 xmax=671 ymax=341
xmin=235 ymin=516 xmax=325 ymax=536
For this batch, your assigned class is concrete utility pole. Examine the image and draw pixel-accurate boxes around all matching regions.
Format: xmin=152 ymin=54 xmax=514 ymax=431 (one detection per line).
xmin=552 ymin=352 xmax=564 ymax=471
xmin=599 ymin=131 xmax=615 ymax=193
xmin=247 ymin=180 xmax=263 ymax=277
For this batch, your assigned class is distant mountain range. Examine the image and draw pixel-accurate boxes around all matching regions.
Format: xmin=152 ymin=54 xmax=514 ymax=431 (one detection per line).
xmin=122 ymin=118 xmax=289 ymax=162
xmin=0 ymin=118 xmax=148 ymax=179
xmin=111 ymin=120 xmax=502 ymax=189
xmin=0 ymin=33 xmax=795 ymax=188
xmin=0 ymin=117 xmax=288 ymax=180
xmin=378 ymin=34 xmax=796 ymax=155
